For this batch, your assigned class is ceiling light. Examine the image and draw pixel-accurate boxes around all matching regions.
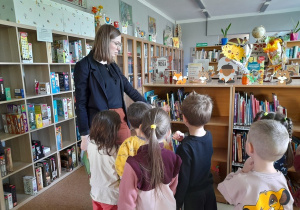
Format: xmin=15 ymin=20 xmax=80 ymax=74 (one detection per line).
xmin=260 ymin=1 xmax=270 ymax=13
xmin=197 ymin=0 xmax=206 ymax=9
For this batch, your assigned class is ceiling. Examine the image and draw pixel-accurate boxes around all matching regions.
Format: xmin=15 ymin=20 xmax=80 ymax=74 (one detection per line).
xmin=138 ymin=0 xmax=300 ymax=23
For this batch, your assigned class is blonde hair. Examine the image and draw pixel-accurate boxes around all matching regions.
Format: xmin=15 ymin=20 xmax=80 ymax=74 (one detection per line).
xmin=248 ymin=120 xmax=289 ymax=161
xmin=181 ymin=91 xmax=213 ymax=126
xmin=93 ymin=25 xmax=121 ymax=63
xmin=140 ymin=108 xmax=171 ymax=191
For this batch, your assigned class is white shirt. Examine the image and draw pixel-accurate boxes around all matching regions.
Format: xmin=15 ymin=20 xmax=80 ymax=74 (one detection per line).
xmin=87 ymin=138 xmax=120 ymax=205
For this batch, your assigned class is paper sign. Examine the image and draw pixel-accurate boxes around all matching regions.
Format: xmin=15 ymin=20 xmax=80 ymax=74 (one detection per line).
xmin=37 ymin=27 xmax=53 ymax=42
xmin=188 ymin=63 xmax=202 ymax=82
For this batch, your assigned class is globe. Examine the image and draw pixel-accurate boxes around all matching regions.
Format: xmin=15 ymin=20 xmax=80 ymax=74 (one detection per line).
xmin=252 ymin=26 xmax=266 ymax=39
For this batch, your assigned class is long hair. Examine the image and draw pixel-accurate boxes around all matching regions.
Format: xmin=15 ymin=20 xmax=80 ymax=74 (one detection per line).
xmin=93 ymin=24 xmax=121 ymax=63
xmin=140 ymin=108 xmax=171 ymax=191
xmin=89 ymin=110 xmax=121 ymax=155
xmin=254 ymin=111 xmax=294 ymax=167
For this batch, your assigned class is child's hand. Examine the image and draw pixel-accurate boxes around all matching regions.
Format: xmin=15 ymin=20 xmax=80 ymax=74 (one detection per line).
xmin=173 ymin=131 xmax=184 ymax=142
xmin=162 ymin=104 xmax=170 ymax=113
xmin=242 ymin=157 xmax=254 ymax=173
xmin=296 ymin=146 xmax=300 ymax=156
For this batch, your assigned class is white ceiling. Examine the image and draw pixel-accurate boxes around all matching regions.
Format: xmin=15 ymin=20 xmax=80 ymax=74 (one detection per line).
xmin=138 ymin=0 xmax=300 ymax=23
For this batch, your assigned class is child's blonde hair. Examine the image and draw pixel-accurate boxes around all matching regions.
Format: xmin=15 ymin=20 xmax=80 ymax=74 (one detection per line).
xmin=248 ymin=119 xmax=289 ymax=161
xmin=181 ymin=91 xmax=213 ymax=126
xmin=140 ymin=108 xmax=171 ymax=190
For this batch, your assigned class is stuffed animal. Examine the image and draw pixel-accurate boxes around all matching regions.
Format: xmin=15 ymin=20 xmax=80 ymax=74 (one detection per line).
xmin=275 ymin=69 xmax=293 ymax=85
xmin=173 ymin=72 xmax=187 ymax=84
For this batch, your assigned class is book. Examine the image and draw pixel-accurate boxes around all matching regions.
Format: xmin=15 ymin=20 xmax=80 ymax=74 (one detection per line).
xmin=35 ymin=166 xmax=44 ymax=191
xmin=56 ymin=126 xmax=63 ymax=150
xmin=0 ymin=155 xmax=6 ymax=177
xmin=3 ymin=184 xmax=17 ymax=207
xmin=4 ymin=147 xmax=13 ymax=172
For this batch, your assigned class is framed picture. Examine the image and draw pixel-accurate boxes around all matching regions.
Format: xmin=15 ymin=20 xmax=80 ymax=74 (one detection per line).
xmin=119 ymin=0 xmax=133 ymax=26
xmin=62 ymin=0 xmax=87 ymax=8
xmin=148 ymin=16 xmax=156 ymax=35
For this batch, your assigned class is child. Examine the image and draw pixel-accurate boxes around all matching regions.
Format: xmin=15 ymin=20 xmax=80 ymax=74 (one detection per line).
xmin=87 ymin=110 xmax=121 ymax=210
xmin=118 ymin=108 xmax=182 ymax=210
xmin=218 ymin=120 xmax=294 ymax=209
xmin=173 ymin=92 xmax=217 ymax=210
xmin=254 ymin=111 xmax=294 ymax=175
xmin=115 ymin=101 xmax=172 ymax=177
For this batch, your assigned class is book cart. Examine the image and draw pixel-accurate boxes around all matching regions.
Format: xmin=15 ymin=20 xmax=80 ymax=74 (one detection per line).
xmin=143 ymin=79 xmax=300 ymax=208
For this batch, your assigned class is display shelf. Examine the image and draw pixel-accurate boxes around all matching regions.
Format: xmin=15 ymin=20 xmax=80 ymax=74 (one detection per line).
xmin=0 ymin=20 xmax=88 ymax=210
xmin=22 ymin=65 xmax=50 ymax=96
xmin=17 ymin=27 xmax=48 ymax=63
xmin=56 ymin=117 xmax=75 ymax=124
xmin=0 ymin=132 xmax=28 ymax=142
xmin=29 ymin=123 xmax=54 ymax=132
xmin=0 ymin=98 xmax=25 ymax=105
xmin=52 ymin=90 xmax=73 ymax=96
xmin=293 ymin=122 xmax=300 ymax=132
xmin=33 ymin=151 xmax=57 ymax=165
xmin=212 ymin=148 xmax=227 ymax=163
xmin=59 ymin=141 xmax=76 ymax=152
xmin=0 ymin=25 xmax=20 ymax=62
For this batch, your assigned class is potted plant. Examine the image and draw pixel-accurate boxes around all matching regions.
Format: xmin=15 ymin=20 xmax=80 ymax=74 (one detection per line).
xmin=291 ymin=20 xmax=300 ymax=41
xmin=221 ymin=23 xmax=231 ymax=45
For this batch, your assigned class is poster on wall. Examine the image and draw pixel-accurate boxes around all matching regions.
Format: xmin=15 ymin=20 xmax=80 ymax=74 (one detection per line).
xmin=119 ymin=0 xmax=133 ymax=26
xmin=148 ymin=16 xmax=156 ymax=34
xmin=62 ymin=0 xmax=87 ymax=8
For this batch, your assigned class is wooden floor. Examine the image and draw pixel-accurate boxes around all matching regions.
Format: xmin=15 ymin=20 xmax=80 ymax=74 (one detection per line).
xmin=19 ymin=166 xmax=92 ymax=210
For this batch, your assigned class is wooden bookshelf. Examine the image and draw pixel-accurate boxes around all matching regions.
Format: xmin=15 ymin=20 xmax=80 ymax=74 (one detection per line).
xmin=0 ymin=19 xmax=85 ymax=210
xmin=144 ymin=79 xmax=300 ymax=206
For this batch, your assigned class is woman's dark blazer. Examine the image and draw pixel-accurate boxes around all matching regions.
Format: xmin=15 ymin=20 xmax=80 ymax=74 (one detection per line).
xmin=74 ymin=51 xmax=146 ymax=136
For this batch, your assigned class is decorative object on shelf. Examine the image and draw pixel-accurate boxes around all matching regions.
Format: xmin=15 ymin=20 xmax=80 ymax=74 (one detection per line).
xmin=114 ymin=21 xmax=119 ymax=30
xmin=164 ymin=70 xmax=176 ymax=84
xmin=172 ymin=72 xmax=187 ymax=84
xmin=290 ymin=20 xmax=300 ymax=41
xmin=104 ymin=16 xmax=111 ymax=25
xmin=286 ymin=64 xmax=299 ymax=76
xmin=92 ymin=5 xmax=104 ymax=33
xmin=198 ymin=71 xmax=210 ymax=84
xmin=164 ymin=25 xmax=173 ymax=47
xmin=217 ymin=57 xmax=238 ymax=83
xmin=148 ymin=16 xmax=156 ymax=35
xmin=221 ymin=38 xmax=254 ymax=84
xmin=252 ymin=25 xmax=266 ymax=43
xmin=263 ymin=37 xmax=287 ymax=82
xmin=122 ymin=21 xmax=128 ymax=34
xmin=62 ymin=0 xmax=87 ymax=8
xmin=242 ymin=73 xmax=250 ymax=85
xmin=274 ymin=69 xmax=293 ymax=85
xmin=173 ymin=37 xmax=179 ymax=48
xmin=221 ymin=23 xmax=231 ymax=45
xmin=119 ymin=1 xmax=133 ymax=26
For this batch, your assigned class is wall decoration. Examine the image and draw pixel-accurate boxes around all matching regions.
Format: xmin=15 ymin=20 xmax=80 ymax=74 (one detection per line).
xmin=148 ymin=16 xmax=156 ymax=34
xmin=62 ymin=0 xmax=87 ymax=9
xmin=119 ymin=0 xmax=132 ymax=26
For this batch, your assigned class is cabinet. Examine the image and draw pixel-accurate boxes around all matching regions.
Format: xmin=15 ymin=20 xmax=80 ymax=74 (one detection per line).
xmin=116 ymin=34 xmax=184 ymax=106
xmin=143 ymin=80 xmax=300 ymax=208
xmin=0 ymin=19 xmax=93 ymax=209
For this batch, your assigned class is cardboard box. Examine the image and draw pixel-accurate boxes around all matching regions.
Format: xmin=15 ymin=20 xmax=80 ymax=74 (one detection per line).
xmin=35 ymin=166 xmax=44 ymax=191
xmin=58 ymin=72 xmax=69 ymax=91
xmin=53 ymin=100 xmax=58 ymax=123
xmin=23 ymin=176 xmax=38 ymax=196
xmin=56 ymin=126 xmax=62 ymax=150
xmin=27 ymin=104 xmax=36 ymax=130
xmin=38 ymin=82 xmax=51 ymax=95
xmin=4 ymin=192 xmax=13 ymax=210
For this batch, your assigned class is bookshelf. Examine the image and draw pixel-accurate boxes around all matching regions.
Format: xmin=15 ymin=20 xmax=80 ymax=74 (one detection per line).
xmin=143 ymin=80 xmax=300 ymax=207
xmin=0 ymin=19 xmax=89 ymax=209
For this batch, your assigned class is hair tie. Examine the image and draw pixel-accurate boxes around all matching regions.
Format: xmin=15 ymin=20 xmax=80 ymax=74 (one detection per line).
xmin=284 ymin=117 xmax=287 ymax=121
xmin=264 ymin=112 xmax=268 ymax=116
xmin=150 ymin=124 xmax=156 ymax=129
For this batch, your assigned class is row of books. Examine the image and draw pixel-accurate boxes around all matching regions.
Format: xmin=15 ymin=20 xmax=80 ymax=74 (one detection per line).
xmin=232 ymin=131 xmax=248 ymax=165
xmin=144 ymin=88 xmax=188 ymax=121
xmin=50 ymin=72 xmax=70 ymax=94
xmin=233 ymin=92 xmax=287 ymax=126
xmin=195 ymin=49 xmax=222 ymax=62
xmin=2 ymin=104 xmax=28 ymax=134
xmin=51 ymin=40 xmax=83 ymax=63
xmin=286 ymin=46 xmax=300 ymax=59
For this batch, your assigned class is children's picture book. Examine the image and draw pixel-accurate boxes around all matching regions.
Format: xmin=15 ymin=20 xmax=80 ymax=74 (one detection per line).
xmin=286 ymin=64 xmax=299 ymax=76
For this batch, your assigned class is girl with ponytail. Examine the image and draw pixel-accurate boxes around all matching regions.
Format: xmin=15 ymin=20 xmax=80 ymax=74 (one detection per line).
xmin=118 ymin=108 xmax=182 ymax=210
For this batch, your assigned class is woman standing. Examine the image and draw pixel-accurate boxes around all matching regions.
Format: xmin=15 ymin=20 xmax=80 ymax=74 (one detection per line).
xmin=74 ymin=24 xmax=146 ymax=151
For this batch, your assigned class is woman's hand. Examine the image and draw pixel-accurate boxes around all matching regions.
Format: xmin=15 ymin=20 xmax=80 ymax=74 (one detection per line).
xmin=242 ymin=157 xmax=254 ymax=173
xmin=80 ymin=135 xmax=89 ymax=151
xmin=173 ymin=131 xmax=184 ymax=142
